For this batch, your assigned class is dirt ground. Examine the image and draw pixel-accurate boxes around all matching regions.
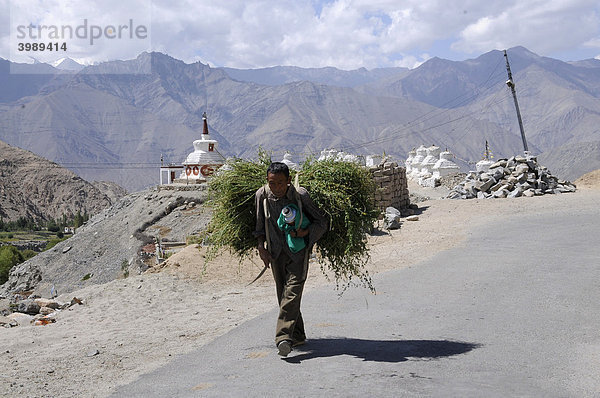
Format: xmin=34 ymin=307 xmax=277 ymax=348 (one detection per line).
xmin=1 ymin=173 xmax=599 ymax=398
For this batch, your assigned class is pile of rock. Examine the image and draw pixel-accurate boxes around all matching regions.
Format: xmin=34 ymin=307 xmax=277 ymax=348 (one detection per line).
xmin=446 ymin=155 xmax=576 ymax=199
xmin=0 ymin=296 xmax=82 ymax=328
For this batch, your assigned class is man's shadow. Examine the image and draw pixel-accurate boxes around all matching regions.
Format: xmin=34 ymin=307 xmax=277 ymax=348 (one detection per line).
xmin=284 ymin=338 xmax=480 ymax=364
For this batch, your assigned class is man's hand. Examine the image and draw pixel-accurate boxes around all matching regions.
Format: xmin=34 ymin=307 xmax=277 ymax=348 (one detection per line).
xmin=257 ymin=246 xmax=272 ymax=268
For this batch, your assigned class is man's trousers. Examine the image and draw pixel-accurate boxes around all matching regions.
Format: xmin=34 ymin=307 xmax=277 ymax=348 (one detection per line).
xmin=270 ymin=249 xmax=308 ymax=345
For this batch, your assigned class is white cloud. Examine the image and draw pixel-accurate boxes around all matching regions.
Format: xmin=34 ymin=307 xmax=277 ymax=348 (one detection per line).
xmin=393 ymin=53 xmax=431 ymax=69
xmin=452 ymin=0 xmax=600 ymax=55
xmin=2 ymin=0 xmax=599 ymax=69
xmin=6 ymin=0 xmax=152 ymax=65
xmin=583 ymin=37 xmax=600 ymax=48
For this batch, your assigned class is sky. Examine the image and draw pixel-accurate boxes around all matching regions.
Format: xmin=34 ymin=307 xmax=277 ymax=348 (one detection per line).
xmin=1 ymin=0 xmax=600 ymax=70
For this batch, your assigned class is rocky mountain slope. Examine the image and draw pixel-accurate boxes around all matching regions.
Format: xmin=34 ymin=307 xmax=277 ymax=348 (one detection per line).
xmin=0 ymin=186 xmax=210 ymax=297
xmin=0 ymin=140 xmax=123 ymax=222
xmin=1 ymin=47 xmax=599 ymax=191
xmin=538 ymin=141 xmax=600 ymax=181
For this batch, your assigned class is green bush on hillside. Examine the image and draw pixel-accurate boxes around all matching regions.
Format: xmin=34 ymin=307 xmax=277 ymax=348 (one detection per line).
xmin=45 ymin=237 xmax=68 ymax=251
xmin=0 ymin=245 xmax=25 ymax=285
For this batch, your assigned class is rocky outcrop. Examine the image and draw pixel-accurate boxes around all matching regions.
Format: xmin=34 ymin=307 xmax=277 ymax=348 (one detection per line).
xmin=447 ymin=155 xmax=576 ymax=200
xmin=0 ymin=186 xmax=210 ymax=297
xmin=0 ymin=140 xmax=125 ymax=222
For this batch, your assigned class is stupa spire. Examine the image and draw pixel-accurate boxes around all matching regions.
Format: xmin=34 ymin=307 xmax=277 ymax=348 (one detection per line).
xmin=202 ymin=112 xmax=209 ymax=135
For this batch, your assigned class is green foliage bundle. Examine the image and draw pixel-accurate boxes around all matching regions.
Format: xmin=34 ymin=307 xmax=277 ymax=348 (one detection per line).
xmin=205 ymin=151 xmax=379 ymax=292
xmin=205 ymin=150 xmax=271 ymax=260
xmin=0 ymin=245 xmax=25 ymax=284
xmin=298 ymin=158 xmax=379 ymax=291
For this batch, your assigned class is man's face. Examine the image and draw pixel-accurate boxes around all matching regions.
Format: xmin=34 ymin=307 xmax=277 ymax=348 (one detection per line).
xmin=267 ymin=172 xmax=291 ymax=198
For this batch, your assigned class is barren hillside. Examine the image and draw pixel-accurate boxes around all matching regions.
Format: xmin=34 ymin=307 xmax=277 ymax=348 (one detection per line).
xmin=0 ymin=140 xmax=123 ymax=222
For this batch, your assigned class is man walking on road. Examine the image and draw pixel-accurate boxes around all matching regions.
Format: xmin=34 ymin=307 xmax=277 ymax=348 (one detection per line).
xmin=254 ymin=162 xmax=328 ymax=356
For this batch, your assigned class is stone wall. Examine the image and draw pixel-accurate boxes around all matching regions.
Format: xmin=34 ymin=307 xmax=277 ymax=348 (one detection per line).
xmin=0 ymin=241 xmax=48 ymax=252
xmin=371 ymin=162 xmax=410 ymax=210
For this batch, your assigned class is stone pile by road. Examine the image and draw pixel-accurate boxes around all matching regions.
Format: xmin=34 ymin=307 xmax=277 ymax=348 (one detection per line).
xmin=446 ymin=155 xmax=576 ymax=200
xmin=0 ymin=296 xmax=83 ymax=328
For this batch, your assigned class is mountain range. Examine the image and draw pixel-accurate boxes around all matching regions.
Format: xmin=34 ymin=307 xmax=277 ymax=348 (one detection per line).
xmin=1 ymin=46 xmax=599 ymax=190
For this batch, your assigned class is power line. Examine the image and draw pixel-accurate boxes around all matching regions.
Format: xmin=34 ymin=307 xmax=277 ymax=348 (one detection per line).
xmin=267 ymin=57 xmax=509 ymax=160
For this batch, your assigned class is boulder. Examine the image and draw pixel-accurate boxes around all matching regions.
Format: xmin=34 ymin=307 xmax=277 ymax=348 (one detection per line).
xmin=492 ymin=189 xmax=508 ymax=198
xmin=515 ymin=164 xmax=529 ymax=174
xmin=16 ymin=299 xmax=40 ymax=315
xmin=475 ymin=179 xmax=494 ymax=192
xmin=508 ymin=188 xmax=523 ymax=198
xmin=34 ymin=298 xmax=61 ymax=309
xmin=0 ymin=315 xmax=18 ymax=328
xmin=39 ymin=307 xmax=55 ymax=315
xmin=7 ymin=312 xmax=33 ymax=326
xmin=384 ymin=207 xmax=401 ymax=230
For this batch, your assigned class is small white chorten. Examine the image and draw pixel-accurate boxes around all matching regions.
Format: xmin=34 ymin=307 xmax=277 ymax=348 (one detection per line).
xmin=420 ymin=145 xmax=441 ymax=177
xmin=432 ymin=150 xmax=461 ymax=178
xmin=179 ymin=112 xmax=225 ymax=182
xmin=366 ymin=154 xmax=384 ymax=167
xmin=410 ymin=145 xmax=427 ymax=178
xmin=318 ymin=149 xmax=338 ymax=161
xmin=281 ymin=153 xmax=299 ymax=171
xmin=405 ymin=148 xmax=416 ymax=174
xmin=476 ymin=159 xmax=494 ymax=173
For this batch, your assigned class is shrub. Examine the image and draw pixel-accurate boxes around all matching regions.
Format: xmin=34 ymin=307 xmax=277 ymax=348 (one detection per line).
xmin=45 ymin=237 xmax=67 ymax=251
xmin=0 ymin=245 xmax=25 ymax=285
xmin=21 ymin=249 xmax=38 ymax=260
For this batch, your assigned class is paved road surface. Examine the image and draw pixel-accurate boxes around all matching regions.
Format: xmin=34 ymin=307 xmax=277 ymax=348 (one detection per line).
xmin=113 ymin=206 xmax=600 ymax=397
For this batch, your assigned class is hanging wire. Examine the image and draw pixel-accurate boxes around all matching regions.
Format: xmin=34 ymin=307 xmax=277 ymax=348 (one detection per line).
xmin=4 ymin=55 xmax=527 ymax=170
xmin=268 ymin=56 xmax=509 ymax=162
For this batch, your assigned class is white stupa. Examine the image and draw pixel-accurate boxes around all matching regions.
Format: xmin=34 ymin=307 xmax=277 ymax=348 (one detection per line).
xmin=405 ymin=148 xmax=416 ymax=174
xmin=410 ymin=145 xmax=427 ymax=178
xmin=178 ymin=112 xmax=225 ymax=182
xmin=420 ymin=145 xmax=441 ymax=177
xmin=366 ymin=154 xmax=384 ymax=167
xmin=318 ymin=149 xmax=339 ymax=161
xmin=281 ymin=153 xmax=299 ymax=170
xmin=476 ymin=159 xmax=495 ymax=173
xmin=432 ymin=150 xmax=461 ymax=178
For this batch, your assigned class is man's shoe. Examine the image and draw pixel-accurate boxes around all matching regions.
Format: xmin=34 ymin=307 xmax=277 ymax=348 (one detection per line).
xmin=292 ymin=339 xmax=306 ymax=347
xmin=277 ymin=340 xmax=292 ymax=357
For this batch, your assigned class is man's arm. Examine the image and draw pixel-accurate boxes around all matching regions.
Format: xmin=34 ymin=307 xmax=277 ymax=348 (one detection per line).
xmin=253 ymin=187 xmax=272 ymax=267
xmin=256 ymin=234 xmax=271 ymax=267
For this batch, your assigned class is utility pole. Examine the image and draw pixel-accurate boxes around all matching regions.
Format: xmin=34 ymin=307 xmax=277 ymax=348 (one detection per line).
xmin=504 ymin=49 xmax=529 ymax=153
